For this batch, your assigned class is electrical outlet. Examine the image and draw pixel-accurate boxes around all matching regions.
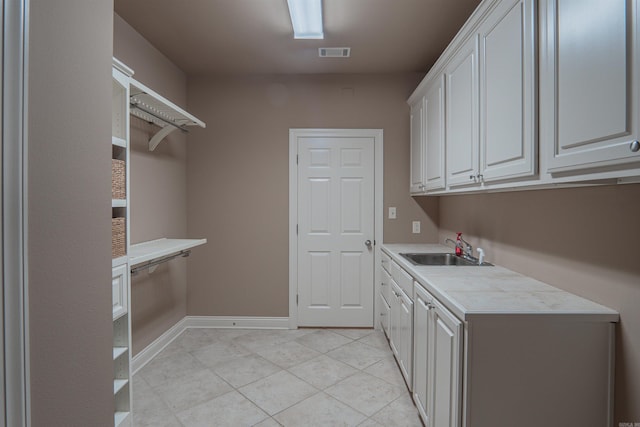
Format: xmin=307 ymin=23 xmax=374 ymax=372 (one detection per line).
xmin=388 ymin=207 xmax=397 ymax=219
xmin=412 ymin=221 xmax=421 ymax=234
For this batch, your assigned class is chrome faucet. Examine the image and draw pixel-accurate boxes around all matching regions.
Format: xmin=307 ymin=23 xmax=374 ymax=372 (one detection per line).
xmin=458 ymin=236 xmax=474 ymax=260
xmin=445 ymin=235 xmax=484 ymax=265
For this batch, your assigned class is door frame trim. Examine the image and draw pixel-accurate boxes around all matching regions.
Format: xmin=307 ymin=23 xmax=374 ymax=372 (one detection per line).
xmin=288 ymin=128 xmax=383 ymax=329
xmin=3 ymin=0 xmax=31 ymax=425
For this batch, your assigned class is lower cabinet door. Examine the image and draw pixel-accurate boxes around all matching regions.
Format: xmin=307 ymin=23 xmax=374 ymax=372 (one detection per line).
xmin=413 ymin=283 xmax=431 ymax=423
xmin=398 ymin=289 xmax=414 ymax=390
xmin=430 ymin=299 xmax=463 ymax=427
xmin=389 ymin=280 xmax=402 ymax=358
xmin=379 ymin=292 xmax=390 ymax=338
xmin=112 ymin=264 xmax=128 ymax=320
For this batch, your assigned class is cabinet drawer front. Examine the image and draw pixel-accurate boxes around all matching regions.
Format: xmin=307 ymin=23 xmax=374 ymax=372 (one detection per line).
xmin=391 ymin=260 xmax=414 ymax=297
xmin=381 ymin=251 xmax=391 ymax=273
xmin=112 ymin=265 xmax=128 ymax=320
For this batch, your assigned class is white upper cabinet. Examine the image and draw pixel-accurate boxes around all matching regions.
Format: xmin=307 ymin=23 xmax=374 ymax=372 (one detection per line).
xmin=424 ymin=75 xmax=447 ymax=191
xmin=540 ymin=0 xmax=640 ymax=173
xmin=479 ymin=0 xmax=537 ymax=182
xmin=445 ymin=35 xmax=480 ymax=188
xmin=410 ymin=96 xmax=426 ymax=194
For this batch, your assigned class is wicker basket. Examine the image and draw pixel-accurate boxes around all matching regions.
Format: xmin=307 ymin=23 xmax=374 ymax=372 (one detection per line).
xmin=112 ymin=217 xmax=126 ymax=258
xmin=112 ymin=159 xmax=126 ymax=199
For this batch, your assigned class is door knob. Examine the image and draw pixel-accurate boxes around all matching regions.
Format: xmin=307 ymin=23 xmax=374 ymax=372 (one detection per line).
xmin=365 ymin=240 xmax=372 ymax=248
xmin=631 ymin=140 xmax=640 ymax=153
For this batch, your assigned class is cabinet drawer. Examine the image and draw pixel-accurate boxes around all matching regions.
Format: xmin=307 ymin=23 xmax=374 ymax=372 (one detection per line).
xmin=381 ymin=251 xmax=391 ymax=273
xmin=379 ymin=292 xmax=390 ymax=338
xmin=391 ymin=260 xmax=414 ymax=297
xmin=112 ymin=265 xmax=128 ymax=320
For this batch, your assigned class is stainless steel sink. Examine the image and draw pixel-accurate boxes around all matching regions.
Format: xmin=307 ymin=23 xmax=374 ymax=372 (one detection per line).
xmin=400 ymin=252 xmax=493 ymax=267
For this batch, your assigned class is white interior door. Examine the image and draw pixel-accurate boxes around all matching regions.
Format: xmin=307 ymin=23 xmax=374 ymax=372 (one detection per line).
xmin=296 ymin=133 xmax=375 ymax=327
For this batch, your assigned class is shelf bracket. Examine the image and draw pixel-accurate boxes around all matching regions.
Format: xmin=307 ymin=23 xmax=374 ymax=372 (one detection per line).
xmin=149 ymin=125 xmax=179 ymax=152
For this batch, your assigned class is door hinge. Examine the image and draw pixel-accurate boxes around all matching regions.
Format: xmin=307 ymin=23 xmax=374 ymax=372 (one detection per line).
xmin=296 ymin=294 xmax=299 ymax=305
xmin=296 ymin=154 xmax=299 ymax=165
xmin=296 ymin=224 xmax=299 ymax=235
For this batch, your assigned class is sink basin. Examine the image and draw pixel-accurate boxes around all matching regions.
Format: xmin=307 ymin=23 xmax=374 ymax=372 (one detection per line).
xmin=400 ymin=252 xmax=492 ymax=267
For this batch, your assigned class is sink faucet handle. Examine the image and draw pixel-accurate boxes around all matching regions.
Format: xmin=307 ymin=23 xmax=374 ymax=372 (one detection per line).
xmin=477 ymin=248 xmax=485 ymax=265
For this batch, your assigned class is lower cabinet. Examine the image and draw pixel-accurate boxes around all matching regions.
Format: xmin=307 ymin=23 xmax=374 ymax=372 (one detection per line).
xmin=414 ymin=282 xmax=462 ymax=427
xmin=383 ymin=248 xmax=616 ymax=427
xmin=389 ymin=279 xmax=413 ymax=390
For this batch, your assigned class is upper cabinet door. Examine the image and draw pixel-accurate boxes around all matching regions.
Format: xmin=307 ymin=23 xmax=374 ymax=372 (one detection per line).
xmin=446 ymin=35 xmax=480 ymax=188
xmin=424 ymin=75 xmax=446 ymax=191
xmin=541 ymin=0 xmax=640 ymax=173
xmin=479 ymin=0 xmax=537 ymax=182
xmin=410 ymin=96 xmax=426 ymax=193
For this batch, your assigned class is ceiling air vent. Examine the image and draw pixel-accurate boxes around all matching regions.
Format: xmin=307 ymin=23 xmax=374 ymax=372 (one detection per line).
xmin=319 ymin=47 xmax=351 ymax=58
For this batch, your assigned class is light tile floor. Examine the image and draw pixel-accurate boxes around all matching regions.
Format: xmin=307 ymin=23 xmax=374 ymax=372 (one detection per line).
xmin=133 ymin=328 xmax=423 ymax=427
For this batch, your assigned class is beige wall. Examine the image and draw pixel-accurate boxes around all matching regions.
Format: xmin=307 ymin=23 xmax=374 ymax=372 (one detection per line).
xmin=114 ymin=14 xmax=189 ymax=354
xmin=186 ymin=73 xmax=437 ymax=316
xmin=28 ymin=1 xmax=114 ymax=424
xmin=436 ymin=184 xmax=640 ymax=423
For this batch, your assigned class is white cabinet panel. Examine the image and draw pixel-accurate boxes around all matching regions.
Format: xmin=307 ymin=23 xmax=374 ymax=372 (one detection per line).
xmin=410 ymin=96 xmax=426 ymax=193
xmin=413 ymin=281 xmax=462 ymax=427
xmin=389 ymin=279 xmax=413 ymax=390
xmin=398 ymin=289 xmax=414 ymax=390
xmin=425 ymin=75 xmax=446 ymax=191
xmin=112 ymin=264 xmax=128 ymax=321
xmin=413 ymin=284 xmax=431 ymax=423
xmin=389 ymin=280 xmax=402 ymax=358
xmin=480 ymin=0 xmax=536 ymax=182
xmin=446 ymin=35 xmax=480 ymax=187
xmin=379 ymin=292 xmax=390 ymax=338
xmin=381 ymin=267 xmax=391 ymax=308
xmin=430 ymin=298 xmax=462 ymax=427
xmin=541 ymin=0 xmax=640 ymax=172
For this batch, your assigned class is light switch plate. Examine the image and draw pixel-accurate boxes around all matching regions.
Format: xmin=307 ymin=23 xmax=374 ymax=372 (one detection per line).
xmin=412 ymin=221 xmax=421 ymax=234
xmin=388 ymin=207 xmax=397 ymax=219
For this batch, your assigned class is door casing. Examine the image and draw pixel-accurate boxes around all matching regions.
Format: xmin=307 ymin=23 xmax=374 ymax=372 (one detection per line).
xmin=289 ymin=128 xmax=383 ymax=329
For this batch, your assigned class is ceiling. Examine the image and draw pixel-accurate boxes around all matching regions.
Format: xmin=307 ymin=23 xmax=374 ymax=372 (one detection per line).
xmin=114 ymin=0 xmax=482 ymax=75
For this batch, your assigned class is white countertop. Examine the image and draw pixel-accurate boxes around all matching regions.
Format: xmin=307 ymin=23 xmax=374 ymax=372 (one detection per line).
xmin=382 ymin=243 xmax=619 ymax=322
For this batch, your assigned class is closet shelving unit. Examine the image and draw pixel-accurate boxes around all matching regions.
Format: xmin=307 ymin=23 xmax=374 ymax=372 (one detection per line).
xmin=112 ymin=57 xmax=133 ymax=427
xmin=110 ymin=57 xmax=207 ymax=426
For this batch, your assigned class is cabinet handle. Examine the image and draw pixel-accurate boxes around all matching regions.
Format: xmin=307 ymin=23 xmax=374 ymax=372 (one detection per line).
xmin=426 ymin=302 xmax=435 ymax=310
xmin=476 ymin=174 xmax=484 ymax=180
xmin=631 ymin=140 xmax=640 ymax=153
xmin=469 ymin=174 xmax=475 ymax=181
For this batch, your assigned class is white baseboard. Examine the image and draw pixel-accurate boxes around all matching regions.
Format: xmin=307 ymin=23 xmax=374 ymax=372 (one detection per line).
xmin=131 ymin=316 xmax=290 ymax=374
xmin=184 ymin=316 xmax=290 ymax=329
xmin=131 ymin=317 xmax=188 ymax=374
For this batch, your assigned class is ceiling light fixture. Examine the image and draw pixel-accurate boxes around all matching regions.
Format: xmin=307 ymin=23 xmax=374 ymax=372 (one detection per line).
xmin=287 ymin=0 xmax=324 ymax=39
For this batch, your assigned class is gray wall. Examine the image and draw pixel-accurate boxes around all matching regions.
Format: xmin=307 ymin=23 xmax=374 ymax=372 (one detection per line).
xmin=28 ymin=0 xmax=114 ymax=424
xmin=186 ymin=73 xmax=438 ymax=317
xmin=436 ymin=184 xmax=640 ymax=423
xmin=113 ymin=14 xmax=190 ymax=355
